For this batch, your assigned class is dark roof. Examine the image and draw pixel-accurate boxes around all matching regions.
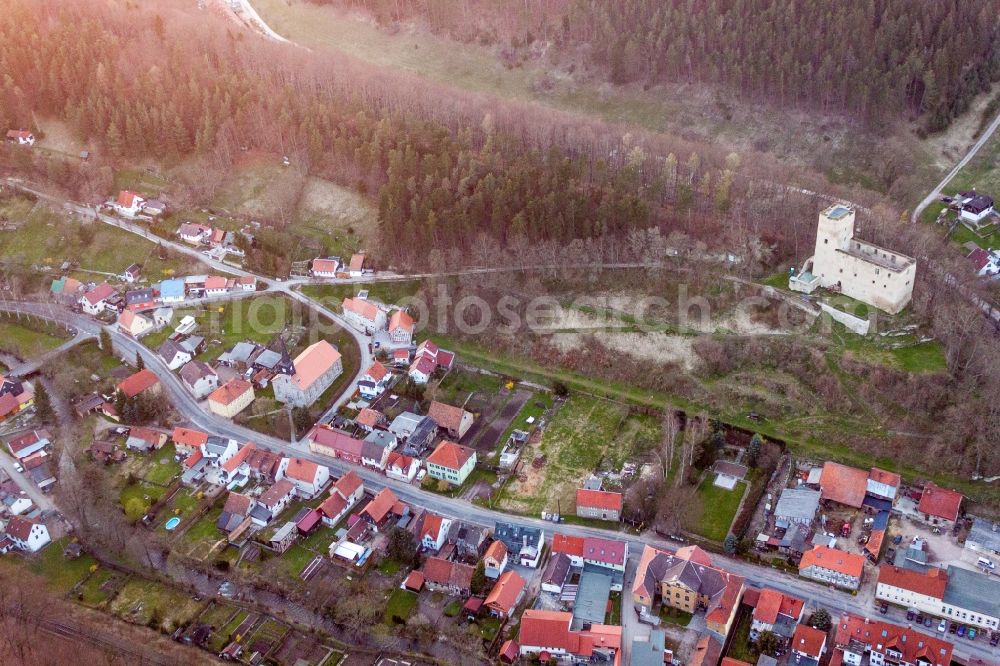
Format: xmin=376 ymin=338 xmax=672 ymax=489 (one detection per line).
xmin=125 ymin=288 xmax=156 ymax=305
xmin=963 ymin=194 xmax=994 ymax=214
xmin=542 ymin=552 xmax=572 ymax=587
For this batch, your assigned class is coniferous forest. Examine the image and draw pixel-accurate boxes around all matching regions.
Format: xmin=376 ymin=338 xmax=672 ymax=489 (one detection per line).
xmin=325 ymin=0 xmax=1000 ymax=132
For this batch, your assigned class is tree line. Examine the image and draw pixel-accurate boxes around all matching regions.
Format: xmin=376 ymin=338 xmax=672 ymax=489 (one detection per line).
xmin=326 ymin=0 xmax=1000 ymax=132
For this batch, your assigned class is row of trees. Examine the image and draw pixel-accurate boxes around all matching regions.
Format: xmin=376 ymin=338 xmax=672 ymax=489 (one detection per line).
xmin=330 ymin=0 xmax=1000 ymax=131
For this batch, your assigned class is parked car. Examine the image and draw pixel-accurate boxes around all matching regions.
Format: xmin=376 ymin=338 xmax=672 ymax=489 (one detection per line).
xmin=923 ymin=616 xmax=932 ymax=628
xmin=978 ymin=557 xmax=995 ymax=570
xmin=958 ymin=625 xmax=967 ymax=637
xmin=907 ymin=610 xmax=916 ymax=621
xmin=968 ymin=627 xmax=977 ymax=640
xmin=938 ymin=619 xmax=947 ymax=633
xmin=893 ymin=534 xmax=903 ymax=545
xmin=916 ymin=613 xmax=924 ymax=625
xmin=989 ymin=632 xmax=999 ymax=646
xmin=950 ymin=623 xmax=958 ymax=634
xmin=879 ymin=602 xmax=888 ymax=615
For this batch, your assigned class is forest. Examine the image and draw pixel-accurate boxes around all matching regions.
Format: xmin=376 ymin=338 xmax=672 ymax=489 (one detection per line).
xmin=323 ymin=0 xmax=1000 ymax=132
xmin=0 ymin=0 xmax=859 ymax=268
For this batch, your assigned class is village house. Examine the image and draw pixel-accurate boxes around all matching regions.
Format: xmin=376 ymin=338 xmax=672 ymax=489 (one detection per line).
xmin=217 ymin=492 xmax=255 ymax=535
xmin=632 ymin=544 xmax=745 ymax=636
xmin=307 ymin=424 xmax=365 ymax=464
xmin=966 ymin=247 xmax=1000 ymax=277
xmin=272 ymin=340 xmax=342 ymax=407
xmin=956 ymin=190 xmax=995 ymax=224
xmin=798 ymin=545 xmax=865 ymax=590
xmin=392 ymin=347 xmax=411 ymax=367
xmin=875 ymin=564 xmax=1000 ymax=631
xmin=361 ymin=429 xmax=396 ymax=470
xmin=234 ymin=275 xmax=256 ymax=292
xmin=427 ymin=401 xmax=474 ymax=440
xmin=171 ymin=427 xmax=208 ymax=457
xmin=0 ymin=377 xmax=32 ymax=423
xmin=541 ymin=552 xmax=571 ymax=594
xmin=7 ymin=429 xmax=50 ymax=460
xmin=6 ymin=129 xmax=35 ymax=145
xmin=494 ymin=522 xmax=544 ymax=568
xmin=358 ymin=361 xmax=391 ymax=400
xmin=917 ymin=482 xmax=963 ymax=528
xmin=121 ymin=263 xmax=141 ymax=284
xmin=268 ymin=522 xmax=297 ymax=554
xmin=257 ymin=479 xmax=296 ymax=521
xmin=418 ymin=512 xmax=452 ymax=553
xmin=80 ymin=282 xmax=117 ymax=315
xmin=964 ymin=516 xmax=1000 ymax=558
xmin=575 ymin=488 xmax=624 ymax=522
xmin=125 ymin=288 xmax=157 ymax=311
xmin=179 ymin=360 xmax=218 ymax=399
xmin=317 ymin=471 xmax=364 ymax=528
xmin=360 ymin=487 xmax=406 ymax=531
xmin=342 ymin=296 xmax=386 ymax=332
xmin=388 ymin=310 xmax=415 ymax=345
xmin=158 ymin=278 xmax=186 ymax=304
xmin=158 ymin=339 xmax=192 ymax=371
xmin=790 ymin=624 xmax=827 ymax=666
xmin=113 ymin=190 xmax=145 ymax=217
xmin=5 ymin=515 xmax=50 ymax=552
xmin=833 ymin=613 xmax=953 ymax=666
xmin=276 ymin=458 xmax=330 ymax=499
xmin=207 ymin=378 xmax=255 ymax=418
xmin=355 ymin=407 xmax=386 ymax=433
xmin=774 ymin=488 xmax=821 ymax=526
xmin=117 ymin=309 xmax=153 ymax=338
xmin=789 ymin=204 xmax=916 ymax=314
xmin=310 ymin=257 xmax=340 ymax=278
xmin=118 ymin=369 xmax=162 ymax=399
xmin=407 ymin=340 xmax=455 ymax=384
xmin=484 ymin=570 xmax=526 ymax=619
xmin=204 ymin=276 xmax=229 ymax=296
xmin=385 ymin=451 xmax=419 ymax=482
xmin=245 ymin=447 xmax=282 ymax=484
xmin=125 ymin=426 xmax=167 ymax=453
xmin=448 ymin=522 xmax=490 ymax=560
xmin=87 ymin=440 xmax=126 ymax=465
xmin=388 ymin=411 xmax=437 ymax=456
xmin=178 ymin=222 xmax=212 ymax=245
xmin=483 ymin=539 xmax=508 ymax=579
xmin=422 ymin=556 xmax=475 ymax=596
xmin=517 ymin=609 xmax=621 ymax=664
xmin=348 ymin=253 xmax=366 ymax=277
xmin=152 ymin=307 xmax=173 ymax=328
xmin=749 ymin=588 xmax=805 ymax=646
xmin=819 ymin=461 xmax=870 ymax=509
xmin=218 ymin=442 xmax=257 ymax=487
xmin=425 ymin=440 xmax=477 ymax=486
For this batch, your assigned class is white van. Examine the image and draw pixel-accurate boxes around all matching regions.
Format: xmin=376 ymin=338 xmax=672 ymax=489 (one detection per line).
xmin=978 ymin=557 xmax=995 ymax=570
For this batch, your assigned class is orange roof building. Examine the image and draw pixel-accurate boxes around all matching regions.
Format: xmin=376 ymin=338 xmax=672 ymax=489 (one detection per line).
xmin=484 ymin=571 xmax=526 ymax=618
xmin=517 ymin=609 xmax=621 ymax=663
xmin=273 ymin=340 xmax=342 ymax=407
xmin=917 ymin=482 xmax=963 ymax=524
xmin=791 ymin=624 xmax=827 ymax=660
xmin=819 ymin=462 xmax=869 ymax=508
xmin=117 ymin=369 xmax=161 ymax=399
xmin=799 ymin=545 xmax=865 ymax=590
xmin=207 ymin=378 xmax=255 ymax=418
xmin=575 ymin=488 xmax=623 ymax=521
xmin=426 ymin=440 xmax=477 ymax=485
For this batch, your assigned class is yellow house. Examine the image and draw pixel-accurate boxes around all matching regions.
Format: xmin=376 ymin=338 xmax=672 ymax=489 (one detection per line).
xmin=207 ymin=378 xmax=255 ymax=418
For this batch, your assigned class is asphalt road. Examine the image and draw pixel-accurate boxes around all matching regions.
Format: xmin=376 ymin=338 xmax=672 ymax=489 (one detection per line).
xmin=1 ymin=301 xmax=997 ymax=664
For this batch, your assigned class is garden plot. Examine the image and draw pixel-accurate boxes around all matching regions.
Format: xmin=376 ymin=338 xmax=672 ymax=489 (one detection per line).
xmin=498 ymin=395 xmax=659 ymax=515
xmin=110 ymin=578 xmax=204 ymax=633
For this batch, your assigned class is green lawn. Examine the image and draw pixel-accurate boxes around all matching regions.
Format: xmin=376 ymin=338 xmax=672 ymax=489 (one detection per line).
xmin=383 ymin=589 xmax=418 ymax=624
xmin=605 ymin=592 xmax=622 ymax=625
xmin=76 ymin=567 xmax=119 ymax=607
xmin=113 ymin=167 xmax=170 ymax=196
xmin=142 ymin=443 xmax=182 ymax=485
xmin=110 ymin=577 xmax=204 ymax=632
xmin=119 ymin=482 xmax=167 ymax=523
xmin=492 ymin=392 xmax=553 ymax=455
xmin=183 ymin=506 xmax=224 ymax=544
xmin=476 ymin=616 xmax=504 ymax=641
xmin=300 ymin=279 xmax=423 ymax=310
xmin=443 ymin=599 xmax=463 ymax=617
xmin=725 ymin=612 xmax=757 ymax=662
xmin=686 ymin=477 xmax=746 ymax=542
xmin=891 ymin=341 xmax=948 ymax=373
xmin=0 ymin=315 xmax=69 ymax=359
xmin=659 ymin=606 xmax=694 ymax=627
xmin=279 ymin=544 xmax=320 ymax=580
xmin=28 ymin=537 xmax=97 ymax=593
xmin=377 ymin=558 xmax=404 ymax=576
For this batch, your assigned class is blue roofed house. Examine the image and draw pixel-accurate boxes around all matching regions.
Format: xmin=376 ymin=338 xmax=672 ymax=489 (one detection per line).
xmin=159 ymin=278 xmax=186 ymax=304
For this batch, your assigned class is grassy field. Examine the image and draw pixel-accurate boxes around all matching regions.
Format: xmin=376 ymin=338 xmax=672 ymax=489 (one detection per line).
xmin=110 ymin=577 xmax=204 ymax=632
xmin=0 ymin=195 xmax=199 ymax=279
xmin=0 ymin=315 xmax=69 ymax=359
xmin=498 ymin=395 xmax=658 ymax=515
xmin=141 ymin=443 xmax=182 ymax=485
xmin=686 ymin=477 xmax=746 ymax=542
xmin=300 ymin=280 xmax=423 ymax=311
xmin=29 ymin=537 xmax=98 ymax=593
xmin=383 ymin=588 xmax=418 ymax=624
xmin=76 ymin=567 xmax=120 ymax=607
xmin=119 ymin=482 xmax=168 ymax=523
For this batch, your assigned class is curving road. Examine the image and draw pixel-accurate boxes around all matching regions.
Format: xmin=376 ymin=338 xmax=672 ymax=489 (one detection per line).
xmin=912 ymin=108 xmax=1000 ymax=224
xmin=0 ymin=301 xmax=996 ymax=664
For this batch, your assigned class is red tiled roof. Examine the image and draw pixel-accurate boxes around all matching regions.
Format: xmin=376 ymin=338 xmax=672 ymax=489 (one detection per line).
xmin=388 ymin=309 xmax=414 ymax=333
xmin=318 ymin=492 xmax=347 ymax=520
xmin=409 ymin=354 xmax=436 ymax=376
xmin=426 ymin=440 xmax=474 ymax=471
xmin=222 ymin=442 xmax=255 ymax=473
xmin=917 ymin=482 xmax=962 ymax=522
xmin=484 ymin=571 xmax=525 ymax=616
xmin=356 ymin=408 xmax=382 ymax=428
xmin=364 ymin=361 xmax=389 ymax=382
xmin=208 ymin=378 xmax=253 ymax=406
xmin=427 ymin=401 xmax=468 ymax=432
xmin=118 ymin=369 xmax=160 ymax=398
xmin=7 ymin=429 xmax=49 ymax=454
xmin=834 ymin=614 xmax=953 ymax=666
xmin=403 ymin=570 xmax=425 ymax=591
xmin=575 ymin=488 xmax=623 ymax=512
xmin=676 ymin=545 xmax=713 ymax=566
xmin=172 ymin=427 xmax=208 ymax=448
xmin=6 ymin=515 xmax=37 ymax=541
xmin=422 ymin=556 xmax=474 ymax=589
xmin=721 ymin=659 xmax=753 ymax=666
xmin=551 ymin=533 xmax=585 ymax=557
xmin=333 ymin=470 xmax=363 ymax=498
xmin=791 ymin=624 xmax=826 ymax=658
xmin=283 ymin=457 xmax=320 ymax=483
xmin=485 ymin=539 xmax=507 ymax=562
xmin=342 ymin=297 xmax=379 ymax=322
xmin=6 ymin=129 xmax=32 ymax=140
xmin=83 ymin=282 xmax=116 ymax=306
xmin=117 ymin=190 xmax=141 ymax=207
xmin=183 ymin=449 xmax=203 ymax=469
xmin=308 ymin=425 xmax=364 ymax=457
xmin=363 ymin=487 xmax=398 ymax=524
xmin=968 ymin=247 xmax=991 ymax=271
xmin=799 ymin=546 xmax=864 ymax=578
xmin=289 ymin=340 xmax=341 ymax=390
xmin=582 ymin=537 xmax=627 ymax=566
xmin=259 ymin=479 xmax=294 ymax=507
xmin=876 ymin=565 xmax=947 ymax=600
xmin=754 ymin=588 xmax=804 ymax=624
xmin=349 ymin=253 xmax=365 ymax=272
xmin=868 ymin=468 xmax=901 ymax=489
xmin=820 ymin=462 xmax=869 ymax=508
xmin=205 ymin=275 xmax=228 ymax=290
xmin=420 ymin=513 xmax=447 ymax=542
xmin=312 ymin=258 xmax=338 ymax=274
